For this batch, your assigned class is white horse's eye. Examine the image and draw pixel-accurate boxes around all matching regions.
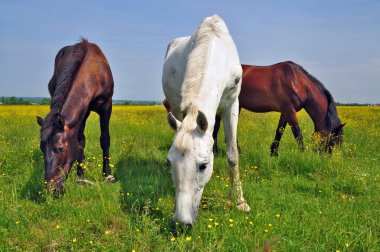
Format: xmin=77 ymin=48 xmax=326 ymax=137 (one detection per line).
xmin=198 ymin=163 xmax=207 ymax=172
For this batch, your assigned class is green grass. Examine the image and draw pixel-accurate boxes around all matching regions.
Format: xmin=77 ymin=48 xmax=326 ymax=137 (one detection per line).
xmin=0 ymin=105 xmax=379 ymax=251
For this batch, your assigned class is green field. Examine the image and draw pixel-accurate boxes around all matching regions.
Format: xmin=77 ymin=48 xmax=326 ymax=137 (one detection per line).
xmin=0 ymin=105 xmax=379 ymax=251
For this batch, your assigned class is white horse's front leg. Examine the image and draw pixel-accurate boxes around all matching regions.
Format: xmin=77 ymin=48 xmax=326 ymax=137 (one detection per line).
xmin=222 ymin=99 xmax=251 ymax=212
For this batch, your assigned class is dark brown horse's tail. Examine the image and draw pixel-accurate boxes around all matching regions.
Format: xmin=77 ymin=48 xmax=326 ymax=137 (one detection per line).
xmin=49 ymin=39 xmax=89 ymax=113
xmin=295 ymin=64 xmax=342 ymax=130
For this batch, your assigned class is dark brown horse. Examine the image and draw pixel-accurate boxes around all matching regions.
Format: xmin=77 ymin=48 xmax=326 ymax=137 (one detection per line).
xmin=36 ymin=39 xmax=115 ymax=193
xmin=212 ymin=61 xmax=345 ymax=155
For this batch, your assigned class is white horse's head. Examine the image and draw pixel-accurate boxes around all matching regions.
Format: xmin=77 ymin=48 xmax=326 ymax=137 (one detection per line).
xmin=167 ymin=109 xmax=214 ymax=227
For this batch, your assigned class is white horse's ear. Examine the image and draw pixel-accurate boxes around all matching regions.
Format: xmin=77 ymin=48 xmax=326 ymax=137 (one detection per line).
xmin=167 ymin=112 xmax=181 ymax=131
xmin=196 ymin=111 xmax=208 ymax=134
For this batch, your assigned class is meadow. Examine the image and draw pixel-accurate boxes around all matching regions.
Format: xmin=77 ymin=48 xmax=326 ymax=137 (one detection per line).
xmin=0 ymin=105 xmax=379 ymax=251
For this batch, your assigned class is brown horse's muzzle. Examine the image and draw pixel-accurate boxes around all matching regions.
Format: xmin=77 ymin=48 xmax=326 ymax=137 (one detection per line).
xmin=46 ymin=164 xmax=71 ymax=195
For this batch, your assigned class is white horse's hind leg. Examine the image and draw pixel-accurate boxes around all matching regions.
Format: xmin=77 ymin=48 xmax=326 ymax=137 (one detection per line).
xmin=223 ymin=99 xmax=251 ymax=212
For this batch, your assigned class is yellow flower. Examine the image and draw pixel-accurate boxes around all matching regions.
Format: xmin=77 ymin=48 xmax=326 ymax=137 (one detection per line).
xmin=264 ymin=229 xmax=269 ymax=233
xmin=72 ymin=238 xmax=77 ymax=243
xmin=207 ymin=224 xmax=212 ymax=228
xmin=229 ymin=223 xmax=234 ymax=227
xmin=268 ymin=223 xmax=273 ymax=227
xmin=170 ymin=237 xmax=176 ymax=241
xmin=214 ymin=222 xmax=219 ymax=226
xmin=105 ymin=230 xmax=110 ymax=235
xmin=89 ymin=241 xmax=93 ymax=244
xmin=55 ymin=224 xmax=60 ymax=229
xmin=186 ymin=236 xmax=192 ymax=241
xmin=245 ymin=216 xmax=249 ymax=220
xmin=208 ymin=218 xmax=213 ymax=221
xmin=249 ymin=221 xmax=253 ymax=225
xmin=276 ymin=214 xmax=280 ymax=218
xmin=132 ymin=250 xmax=136 ymax=252
xmin=15 ymin=221 xmax=20 ymax=224
xmin=228 ymin=219 xmax=233 ymax=223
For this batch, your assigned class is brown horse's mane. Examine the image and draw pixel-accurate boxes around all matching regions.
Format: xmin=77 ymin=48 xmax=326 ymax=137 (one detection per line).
xmin=41 ymin=39 xmax=89 ymax=142
xmin=295 ymin=63 xmax=342 ymax=131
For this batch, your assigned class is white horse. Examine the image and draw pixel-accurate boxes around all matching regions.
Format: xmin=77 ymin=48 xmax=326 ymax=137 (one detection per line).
xmin=162 ymin=15 xmax=251 ymax=227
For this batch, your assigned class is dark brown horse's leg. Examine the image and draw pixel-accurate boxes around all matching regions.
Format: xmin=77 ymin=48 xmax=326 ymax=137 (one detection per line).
xmin=99 ymin=101 xmax=115 ymax=182
xmin=213 ymin=115 xmax=222 ymax=154
xmin=270 ymin=114 xmax=287 ymax=156
xmin=77 ymin=112 xmax=90 ymax=179
xmin=288 ymin=110 xmax=305 ymax=152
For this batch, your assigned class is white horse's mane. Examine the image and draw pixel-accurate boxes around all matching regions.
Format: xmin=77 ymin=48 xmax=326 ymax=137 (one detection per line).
xmin=173 ymin=15 xmax=228 ymax=152
xmin=181 ymin=15 xmax=228 ymax=111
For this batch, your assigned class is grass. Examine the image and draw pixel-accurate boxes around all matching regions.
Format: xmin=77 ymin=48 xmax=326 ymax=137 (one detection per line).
xmin=0 ymin=105 xmax=379 ymax=251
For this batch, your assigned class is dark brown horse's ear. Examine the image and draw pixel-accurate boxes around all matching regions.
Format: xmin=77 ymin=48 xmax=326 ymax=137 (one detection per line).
xmin=36 ymin=116 xmax=44 ymax=126
xmin=332 ymin=123 xmax=346 ymax=135
xmin=53 ymin=113 xmax=65 ymax=131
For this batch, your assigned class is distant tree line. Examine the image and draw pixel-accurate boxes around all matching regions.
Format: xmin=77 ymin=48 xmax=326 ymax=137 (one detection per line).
xmin=1 ymin=97 xmax=375 ymax=106
xmin=0 ymin=97 xmax=50 ymax=105
xmin=335 ymin=102 xmax=373 ymax=106
xmin=113 ymin=100 xmax=161 ymax=106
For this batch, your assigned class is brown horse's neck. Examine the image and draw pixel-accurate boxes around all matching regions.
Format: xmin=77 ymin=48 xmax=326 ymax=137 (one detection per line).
xmin=60 ymin=92 xmax=90 ymax=133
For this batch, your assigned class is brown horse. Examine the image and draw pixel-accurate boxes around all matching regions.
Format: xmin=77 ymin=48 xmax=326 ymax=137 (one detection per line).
xmin=212 ymin=61 xmax=345 ymax=156
xmin=36 ymin=39 xmax=115 ymax=193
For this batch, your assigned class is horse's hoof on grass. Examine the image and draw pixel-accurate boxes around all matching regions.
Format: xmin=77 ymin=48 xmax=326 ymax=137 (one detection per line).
xmin=77 ymin=179 xmax=94 ymax=186
xmin=105 ymin=175 xmax=116 ymax=183
xmin=237 ymin=202 xmax=251 ymax=212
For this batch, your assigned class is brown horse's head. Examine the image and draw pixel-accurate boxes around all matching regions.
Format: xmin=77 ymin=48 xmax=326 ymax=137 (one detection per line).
xmin=316 ymin=123 xmax=345 ymax=155
xmin=327 ymin=123 xmax=345 ymax=153
xmin=37 ymin=113 xmax=78 ymax=194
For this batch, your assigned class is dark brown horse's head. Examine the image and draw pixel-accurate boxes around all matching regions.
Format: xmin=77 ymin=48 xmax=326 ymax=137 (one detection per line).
xmin=327 ymin=123 xmax=345 ymax=153
xmin=316 ymin=123 xmax=345 ymax=154
xmin=37 ymin=113 xmax=78 ymax=194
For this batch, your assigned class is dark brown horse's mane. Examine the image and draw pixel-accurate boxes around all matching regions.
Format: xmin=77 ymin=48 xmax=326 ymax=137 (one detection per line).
xmin=41 ymin=39 xmax=89 ymax=142
xmin=295 ymin=63 xmax=342 ymax=131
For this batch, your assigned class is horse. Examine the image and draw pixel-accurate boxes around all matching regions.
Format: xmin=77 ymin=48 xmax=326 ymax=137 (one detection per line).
xmin=162 ymin=15 xmax=250 ymax=228
xmin=213 ymin=61 xmax=345 ymax=156
xmin=36 ymin=39 xmax=115 ymax=194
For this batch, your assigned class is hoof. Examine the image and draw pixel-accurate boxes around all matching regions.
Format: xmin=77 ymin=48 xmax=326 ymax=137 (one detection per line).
xmin=237 ymin=202 xmax=251 ymax=212
xmin=105 ymin=175 xmax=116 ymax=183
xmin=77 ymin=179 xmax=94 ymax=186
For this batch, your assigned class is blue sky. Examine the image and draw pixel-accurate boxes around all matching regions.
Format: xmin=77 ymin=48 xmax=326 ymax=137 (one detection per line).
xmin=0 ymin=0 xmax=379 ymax=103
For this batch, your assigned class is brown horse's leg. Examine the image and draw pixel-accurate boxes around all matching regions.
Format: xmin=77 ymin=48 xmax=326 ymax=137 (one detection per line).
xmin=99 ymin=100 xmax=114 ymax=182
xmin=287 ymin=110 xmax=305 ymax=152
xmin=77 ymin=112 xmax=90 ymax=179
xmin=212 ymin=115 xmax=222 ymax=154
xmin=270 ymin=114 xmax=287 ymax=156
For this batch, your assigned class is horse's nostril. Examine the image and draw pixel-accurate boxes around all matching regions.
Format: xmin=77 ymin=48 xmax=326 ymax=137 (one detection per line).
xmin=185 ymin=223 xmax=193 ymax=229
xmin=171 ymin=219 xmax=193 ymax=235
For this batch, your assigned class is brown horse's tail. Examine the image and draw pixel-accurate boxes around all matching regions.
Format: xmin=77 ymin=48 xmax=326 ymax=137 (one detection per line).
xmin=295 ymin=64 xmax=342 ymax=131
xmin=49 ymin=39 xmax=89 ymax=113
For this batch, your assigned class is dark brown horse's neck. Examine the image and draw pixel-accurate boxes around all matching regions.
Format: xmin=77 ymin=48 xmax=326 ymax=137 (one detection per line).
xmin=304 ymin=94 xmax=330 ymax=134
xmin=59 ymin=92 xmax=91 ymax=136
